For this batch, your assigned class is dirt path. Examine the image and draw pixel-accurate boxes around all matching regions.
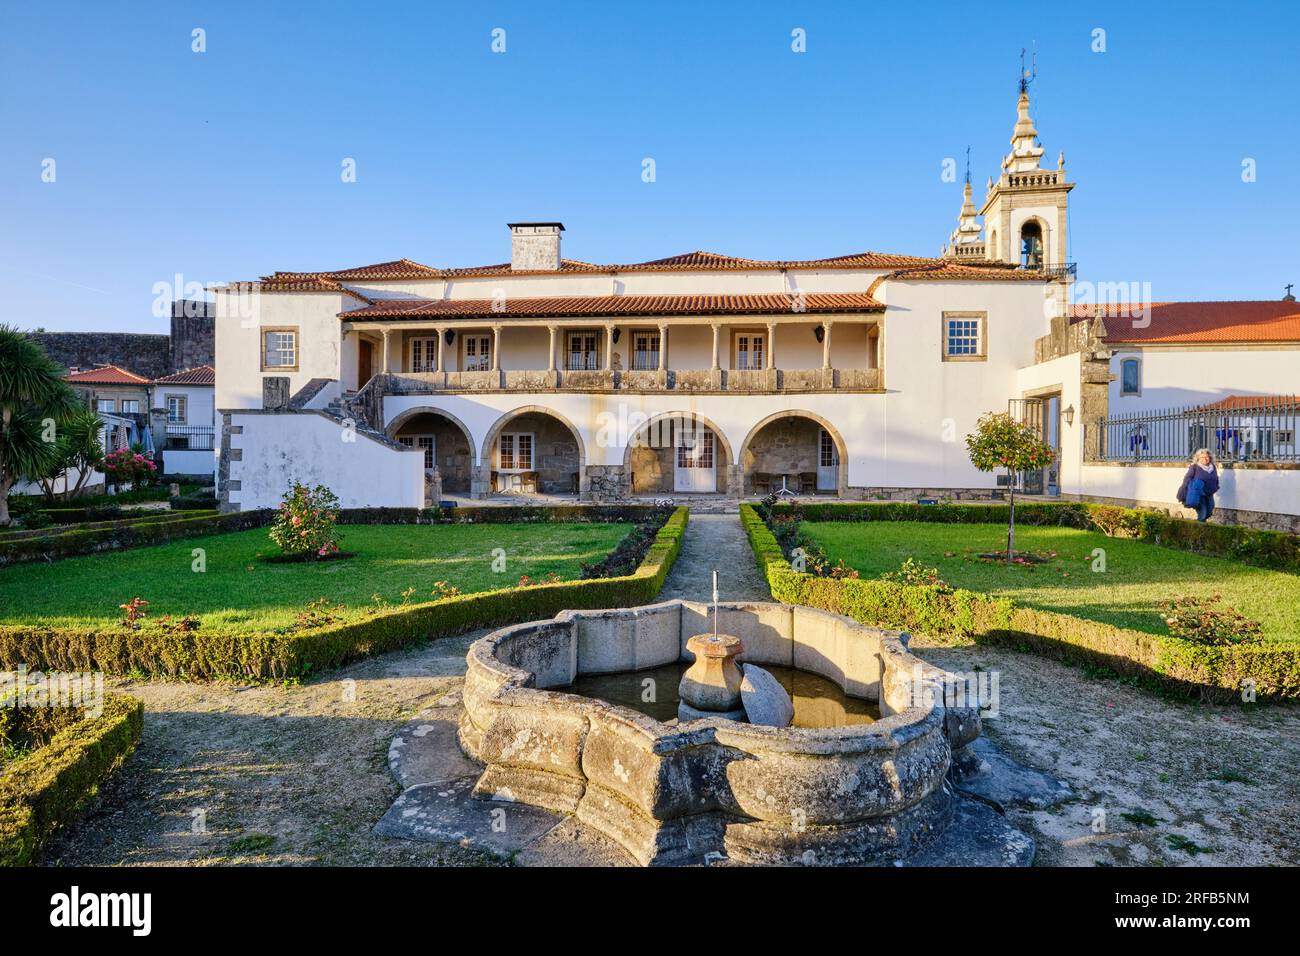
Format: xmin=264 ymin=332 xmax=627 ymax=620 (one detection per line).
xmin=914 ymin=636 xmax=1300 ymax=867
xmin=43 ymin=633 xmax=503 ymax=867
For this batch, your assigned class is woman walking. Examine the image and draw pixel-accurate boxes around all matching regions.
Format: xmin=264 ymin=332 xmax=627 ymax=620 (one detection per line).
xmin=1176 ymin=448 xmax=1220 ymax=522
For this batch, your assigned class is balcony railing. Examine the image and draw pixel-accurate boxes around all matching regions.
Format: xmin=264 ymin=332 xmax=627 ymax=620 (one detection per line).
xmin=164 ymin=426 xmax=215 ymax=451
xmin=1036 ymin=262 xmax=1077 ymax=280
xmin=381 ymin=367 xmax=881 ymax=394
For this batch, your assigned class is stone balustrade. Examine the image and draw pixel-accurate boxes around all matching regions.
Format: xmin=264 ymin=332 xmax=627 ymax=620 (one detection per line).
xmin=382 ymin=366 xmax=880 ymax=395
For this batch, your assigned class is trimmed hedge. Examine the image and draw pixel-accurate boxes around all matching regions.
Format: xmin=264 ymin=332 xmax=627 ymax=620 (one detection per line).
xmin=0 ymin=508 xmax=689 ymax=680
xmin=0 ymin=503 xmax=677 ymax=566
xmin=0 ymin=510 xmax=237 ymax=566
xmin=741 ymin=505 xmax=1299 ymax=702
xmin=169 ymin=495 xmax=218 ymax=511
xmin=773 ymin=501 xmax=1300 ymax=573
xmin=0 ymin=694 xmax=143 ymax=866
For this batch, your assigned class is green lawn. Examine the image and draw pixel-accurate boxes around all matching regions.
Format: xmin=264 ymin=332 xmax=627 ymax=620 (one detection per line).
xmin=0 ymin=522 xmax=632 ymax=634
xmin=800 ymin=521 xmax=1300 ymax=642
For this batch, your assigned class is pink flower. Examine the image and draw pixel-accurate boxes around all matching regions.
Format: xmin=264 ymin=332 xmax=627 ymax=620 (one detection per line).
xmin=291 ymin=515 xmax=301 ymax=526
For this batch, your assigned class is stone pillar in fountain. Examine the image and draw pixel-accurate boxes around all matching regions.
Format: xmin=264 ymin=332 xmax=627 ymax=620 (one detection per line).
xmin=678 ymin=634 xmax=746 ymax=722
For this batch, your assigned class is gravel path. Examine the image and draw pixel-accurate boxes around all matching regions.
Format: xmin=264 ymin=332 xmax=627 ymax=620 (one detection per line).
xmin=657 ymin=512 xmax=770 ymax=602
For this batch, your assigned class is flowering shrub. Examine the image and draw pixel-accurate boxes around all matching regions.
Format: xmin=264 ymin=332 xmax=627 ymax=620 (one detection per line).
xmin=269 ymin=482 xmax=341 ymax=559
xmin=119 ymin=596 xmax=149 ymax=628
xmin=881 ymin=558 xmax=949 ymax=590
xmin=102 ymin=448 xmax=157 ymax=489
xmin=1161 ymin=595 xmax=1263 ymax=646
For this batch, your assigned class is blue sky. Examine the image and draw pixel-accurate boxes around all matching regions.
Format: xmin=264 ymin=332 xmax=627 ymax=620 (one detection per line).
xmin=3 ymin=0 xmax=1298 ymax=332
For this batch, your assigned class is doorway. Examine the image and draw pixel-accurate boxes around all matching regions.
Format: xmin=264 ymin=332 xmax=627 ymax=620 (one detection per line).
xmin=358 ymin=339 xmax=373 ymax=386
xmin=674 ymin=429 xmax=716 ymax=493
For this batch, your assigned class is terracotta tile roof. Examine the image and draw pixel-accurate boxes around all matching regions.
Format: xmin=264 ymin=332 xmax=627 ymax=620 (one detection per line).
xmin=1071 ymin=301 xmax=1300 ymax=343
xmin=1194 ymin=394 xmax=1299 ymax=411
xmin=231 ymin=276 xmax=375 ymax=304
xmin=339 ymin=291 xmax=884 ymax=321
xmin=65 ymin=364 xmax=150 ymax=385
xmin=266 ymin=249 xmax=1031 ymax=282
xmin=153 ymin=365 xmax=215 ymax=386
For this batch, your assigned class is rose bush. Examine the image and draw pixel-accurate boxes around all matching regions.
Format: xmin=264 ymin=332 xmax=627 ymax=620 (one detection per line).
xmin=269 ymin=482 xmax=342 ymax=559
xmin=101 ymin=448 xmax=157 ymax=490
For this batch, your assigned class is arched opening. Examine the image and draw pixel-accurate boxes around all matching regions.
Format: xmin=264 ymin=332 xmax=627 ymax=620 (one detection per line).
xmin=386 ymin=408 xmax=475 ymax=493
xmin=623 ymin=412 xmax=733 ymax=495
xmin=481 ymin=406 xmax=585 ymax=495
xmin=740 ymin=411 xmax=847 ymax=496
xmin=1020 ymin=220 xmax=1044 ymax=270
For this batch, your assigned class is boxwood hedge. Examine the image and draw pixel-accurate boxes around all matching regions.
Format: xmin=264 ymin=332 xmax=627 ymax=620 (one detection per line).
xmin=742 ymin=504 xmax=1299 ymax=702
xmin=771 ymin=501 xmax=1300 ymax=573
xmin=0 ymin=693 xmax=143 ymax=866
xmin=0 ymin=507 xmax=689 ymax=680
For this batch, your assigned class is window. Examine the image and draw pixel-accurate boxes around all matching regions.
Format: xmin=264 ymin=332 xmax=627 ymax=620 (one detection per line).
xmin=96 ymin=398 xmax=115 ymax=414
xmin=942 ymin=312 xmax=986 ymax=360
xmin=463 ymin=335 xmax=492 ymax=372
xmin=497 ymin=432 xmax=534 ymax=471
xmin=676 ymin=429 xmax=714 ymax=469
xmin=398 ymin=435 xmax=436 ymax=469
xmin=632 ymin=331 xmax=661 ymax=371
xmin=410 ymin=337 xmax=439 ymax=373
xmin=734 ymin=332 xmax=766 ymax=370
xmin=819 ymin=429 xmax=837 ymax=467
xmin=262 ymin=329 xmax=298 ymax=369
xmin=166 ymin=395 xmax=187 ymax=424
xmin=566 ymin=332 xmax=599 ymax=371
xmin=120 ymin=399 xmax=140 ymax=414
xmin=1120 ymin=358 xmax=1141 ymax=396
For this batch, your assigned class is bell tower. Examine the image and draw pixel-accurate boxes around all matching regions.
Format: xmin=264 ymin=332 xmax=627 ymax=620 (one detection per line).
xmin=978 ymin=53 xmax=1074 ymax=273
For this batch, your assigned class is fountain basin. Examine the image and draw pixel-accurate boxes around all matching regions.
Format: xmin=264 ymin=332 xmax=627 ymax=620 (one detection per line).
xmin=458 ymin=599 xmax=981 ymax=866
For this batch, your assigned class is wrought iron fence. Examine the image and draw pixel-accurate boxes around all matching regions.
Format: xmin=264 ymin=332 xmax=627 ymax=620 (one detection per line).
xmin=164 ymin=426 xmax=215 ymax=451
xmin=1096 ymin=397 xmax=1300 ymax=463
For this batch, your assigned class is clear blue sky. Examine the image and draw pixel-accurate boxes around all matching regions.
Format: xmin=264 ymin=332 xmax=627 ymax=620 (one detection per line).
xmin=3 ymin=0 xmax=1298 ymax=332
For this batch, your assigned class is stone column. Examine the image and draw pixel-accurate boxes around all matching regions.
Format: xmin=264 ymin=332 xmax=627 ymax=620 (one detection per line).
xmin=436 ymin=327 xmax=447 ymax=373
xmin=657 ymin=323 xmax=668 ymax=372
xmin=821 ymin=321 xmax=834 ymax=388
xmin=765 ymin=322 xmax=776 ymax=370
xmin=604 ymin=324 xmax=615 ymax=372
xmin=491 ymin=326 xmax=501 ymax=371
xmin=710 ymin=323 xmax=721 ymax=370
xmin=547 ymin=324 xmax=559 ymax=388
xmin=382 ymin=329 xmax=392 ymax=373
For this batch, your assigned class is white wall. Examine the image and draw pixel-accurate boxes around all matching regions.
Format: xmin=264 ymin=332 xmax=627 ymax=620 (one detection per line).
xmin=214 ymin=289 xmax=352 ymax=409
xmin=873 ymin=279 xmax=1055 ymax=488
xmin=1080 ymin=462 xmax=1300 ymax=518
xmin=226 ymin=411 xmax=424 ymax=510
xmin=1109 ymin=346 xmax=1300 ymax=412
xmin=1016 ymin=351 xmax=1084 ymax=492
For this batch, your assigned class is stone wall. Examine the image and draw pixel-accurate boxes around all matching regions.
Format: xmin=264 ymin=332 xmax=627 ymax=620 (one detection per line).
xmin=31 ymin=332 xmax=173 ymax=379
xmin=169 ymin=309 xmax=215 ymax=370
xmin=626 ymin=422 xmax=731 ymax=494
xmin=743 ymin=417 xmax=822 ymax=494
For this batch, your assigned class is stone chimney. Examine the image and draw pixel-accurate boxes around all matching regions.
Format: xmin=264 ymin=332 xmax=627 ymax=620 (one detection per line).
xmin=509 ymin=222 xmax=564 ymax=271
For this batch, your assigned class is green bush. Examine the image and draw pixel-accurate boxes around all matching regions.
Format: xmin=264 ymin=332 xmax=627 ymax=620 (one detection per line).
xmin=0 ymin=508 xmax=689 ymax=680
xmin=771 ymin=501 xmax=1300 ymax=573
xmin=169 ymin=495 xmax=218 ymax=511
xmin=741 ymin=505 xmax=1299 ymax=702
xmin=0 ymin=694 xmax=143 ymax=866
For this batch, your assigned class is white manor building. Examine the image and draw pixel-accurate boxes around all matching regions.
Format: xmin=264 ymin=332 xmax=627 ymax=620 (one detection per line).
xmin=212 ymin=89 xmax=1300 ymax=529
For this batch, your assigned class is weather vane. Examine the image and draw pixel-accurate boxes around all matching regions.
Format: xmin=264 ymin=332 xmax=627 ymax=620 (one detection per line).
xmin=1019 ymin=45 xmax=1037 ymax=93
xmin=965 ymin=145 xmax=972 ymax=185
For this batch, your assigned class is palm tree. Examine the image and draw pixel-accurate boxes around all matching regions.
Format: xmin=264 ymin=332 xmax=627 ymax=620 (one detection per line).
xmin=0 ymin=326 xmax=78 ymax=524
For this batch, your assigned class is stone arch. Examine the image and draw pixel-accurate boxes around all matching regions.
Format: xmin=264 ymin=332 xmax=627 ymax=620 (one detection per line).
xmin=481 ymin=405 xmax=587 ymax=495
xmin=1017 ymin=215 xmax=1050 ymax=270
xmin=621 ymin=411 xmax=735 ymax=496
xmin=739 ymin=409 xmax=848 ymax=496
xmin=385 ymin=406 xmax=477 ymax=493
